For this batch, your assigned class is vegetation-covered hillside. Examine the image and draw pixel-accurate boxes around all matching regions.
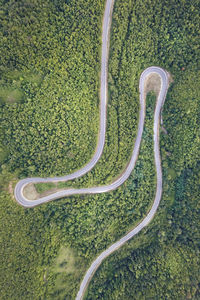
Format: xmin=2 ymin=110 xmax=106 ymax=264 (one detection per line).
xmin=0 ymin=0 xmax=199 ymax=299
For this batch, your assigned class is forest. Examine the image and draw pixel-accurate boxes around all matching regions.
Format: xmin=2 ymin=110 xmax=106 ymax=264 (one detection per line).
xmin=0 ymin=0 xmax=199 ymax=299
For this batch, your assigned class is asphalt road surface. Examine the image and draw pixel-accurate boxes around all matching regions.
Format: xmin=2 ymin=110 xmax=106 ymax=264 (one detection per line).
xmin=14 ymin=0 xmax=170 ymax=299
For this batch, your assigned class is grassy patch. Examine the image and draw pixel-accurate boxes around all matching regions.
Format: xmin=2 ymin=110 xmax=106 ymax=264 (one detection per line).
xmin=35 ymin=182 xmax=56 ymax=194
xmin=52 ymin=247 xmax=75 ymax=274
xmin=45 ymin=246 xmax=87 ymax=299
xmin=167 ymin=168 xmax=176 ymax=180
xmin=0 ymin=87 xmax=24 ymax=104
xmin=0 ymin=69 xmax=43 ymax=104
xmin=23 ymin=73 xmax=43 ymax=86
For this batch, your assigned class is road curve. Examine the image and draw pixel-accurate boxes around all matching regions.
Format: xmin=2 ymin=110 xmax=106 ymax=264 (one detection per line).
xmin=14 ymin=67 xmax=169 ymax=207
xmin=76 ymin=66 xmax=169 ymax=299
xmin=14 ymin=0 xmax=170 ymax=299
xmin=14 ymin=0 xmax=115 ymax=207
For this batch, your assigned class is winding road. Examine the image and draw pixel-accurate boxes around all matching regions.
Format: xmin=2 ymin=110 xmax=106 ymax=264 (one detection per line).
xmin=14 ymin=0 xmax=170 ymax=299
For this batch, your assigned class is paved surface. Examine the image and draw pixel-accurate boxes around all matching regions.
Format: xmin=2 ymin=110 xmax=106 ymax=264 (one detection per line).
xmin=14 ymin=0 xmax=170 ymax=299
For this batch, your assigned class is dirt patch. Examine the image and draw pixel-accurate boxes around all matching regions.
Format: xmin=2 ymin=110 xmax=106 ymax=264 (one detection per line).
xmin=39 ymin=187 xmax=62 ymax=199
xmin=23 ymin=182 xmax=64 ymax=200
xmin=8 ymin=181 xmax=15 ymax=199
xmin=23 ymin=183 xmax=39 ymax=200
xmin=144 ymin=73 xmax=161 ymax=97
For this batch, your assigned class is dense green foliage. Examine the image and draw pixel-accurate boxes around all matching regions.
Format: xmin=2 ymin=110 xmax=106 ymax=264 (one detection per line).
xmin=0 ymin=0 xmax=199 ymax=299
xmin=0 ymin=0 xmax=103 ymax=176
